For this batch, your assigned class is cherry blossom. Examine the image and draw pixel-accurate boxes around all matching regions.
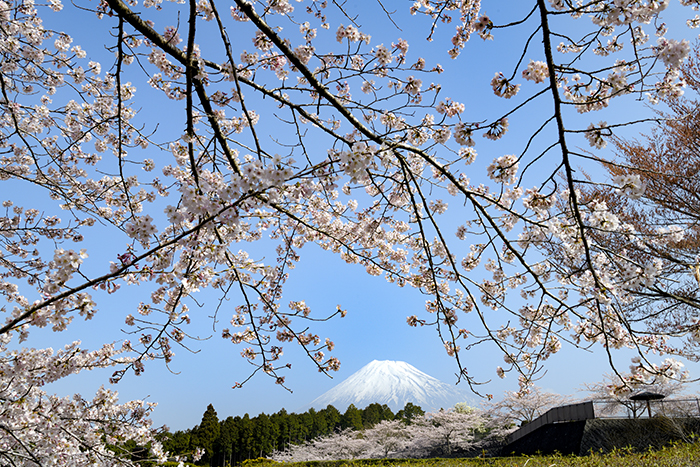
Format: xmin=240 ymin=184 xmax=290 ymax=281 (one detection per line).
xmin=272 ymin=407 xmax=510 ymax=460
xmin=522 ymin=59 xmax=549 ymax=83
xmin=491 ymin=72 xmax=520 ymax=98
xmin=0 ymin=337 xmax=165 ymax=465
xmin=612 ymin=174 xmax=646 ymax=199
xmin=2 ymin=0 xmax=700 ymax=458
xmin=585 ymin=121 xmax=610 ymax=149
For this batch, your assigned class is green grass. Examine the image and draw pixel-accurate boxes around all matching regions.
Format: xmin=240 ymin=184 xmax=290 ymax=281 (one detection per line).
xmin=244 ymin=440 xmax=700 ymax=467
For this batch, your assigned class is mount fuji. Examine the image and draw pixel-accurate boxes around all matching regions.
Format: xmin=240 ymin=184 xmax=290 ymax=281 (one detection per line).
xmin=301 ymin=360 xmax=471 ymax=413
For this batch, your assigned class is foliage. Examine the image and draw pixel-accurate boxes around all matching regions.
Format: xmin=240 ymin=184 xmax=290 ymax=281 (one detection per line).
xmin=241 ymin=457 xmax=281 ymax=467
xmin=161 ymin=431 xmax=193 ymax=460
xmin=192 ymin=404 xmax=220 ymax=465
xmin=3 ymin=0 xmax=700 ymax=462
xmin=362 ymin=404 xmax=395 ymax=428
xmin=395 ymin=403 xmax=425 ymax=425
xmin=341 ymin=405 xmax=366 ymax=432
xmin=161 ymin=402 xmax=402 ymax=464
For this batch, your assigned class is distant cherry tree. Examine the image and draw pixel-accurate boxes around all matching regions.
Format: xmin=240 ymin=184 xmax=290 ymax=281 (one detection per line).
xmin=271 ymin=407 xmax=507 ymax=460
xmin=409 ymin=408 xmax=495 ymax=456
xmin=486 ymin=385 xmax=573 ymax=426
xmin=363 ymin=420 xmax=413 ymax=458
xmin=272 ymin=428 xmax=372 ymax=462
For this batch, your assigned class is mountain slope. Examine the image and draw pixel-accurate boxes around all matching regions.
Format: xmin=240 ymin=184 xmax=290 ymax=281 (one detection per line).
xmin=301 ymin=360 xmax=471 ymax=413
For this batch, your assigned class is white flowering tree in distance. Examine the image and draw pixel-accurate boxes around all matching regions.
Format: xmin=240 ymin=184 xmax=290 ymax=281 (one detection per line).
xmin=485 ymin=385 xmax=574 ymax=425
xmin=271 ymin=408 xmax=509 ymax=460
xmin=2 ymin=0 xmax=700 ymax=463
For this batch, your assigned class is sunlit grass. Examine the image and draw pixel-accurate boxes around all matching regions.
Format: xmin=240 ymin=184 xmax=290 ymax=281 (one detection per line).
xmin=252 ymin=439 xmax=700 ymax=467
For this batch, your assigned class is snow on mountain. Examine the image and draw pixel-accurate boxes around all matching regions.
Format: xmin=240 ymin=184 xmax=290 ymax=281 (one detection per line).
xmin=300 ymin=360 xmax=472 ymax=413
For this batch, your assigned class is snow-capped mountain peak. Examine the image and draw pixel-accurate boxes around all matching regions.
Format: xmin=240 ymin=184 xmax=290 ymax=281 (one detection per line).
xmin=301 ymin=360 xmax=471 ymax=413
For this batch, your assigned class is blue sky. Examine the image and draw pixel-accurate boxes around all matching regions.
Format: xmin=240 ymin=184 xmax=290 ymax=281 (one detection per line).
xmin=42 ymin=243 xmax=631 ymax=431
xmin=21 ymin=0 xmax=700 ymax=431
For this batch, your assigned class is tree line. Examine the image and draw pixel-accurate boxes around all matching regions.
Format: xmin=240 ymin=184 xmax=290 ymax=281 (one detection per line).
xmin=272 ymin=404 xmax=509 ymax=462
xmin=158 ymin=378 xmax=700 ymax=465
xmin=159 ymin=402 xmax=425 ymax=466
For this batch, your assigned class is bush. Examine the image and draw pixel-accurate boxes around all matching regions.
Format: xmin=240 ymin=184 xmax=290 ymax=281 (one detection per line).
xmin=241 ymin=458 xmax=281 ymax=467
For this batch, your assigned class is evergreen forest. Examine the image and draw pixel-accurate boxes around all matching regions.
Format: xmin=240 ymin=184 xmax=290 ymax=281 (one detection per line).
xmin=159 ymin=402 xmax=425 ymax=466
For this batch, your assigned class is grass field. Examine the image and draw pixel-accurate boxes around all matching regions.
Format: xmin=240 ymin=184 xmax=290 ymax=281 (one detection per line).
xmin=237 ymin=439 xmax=700 ymax=467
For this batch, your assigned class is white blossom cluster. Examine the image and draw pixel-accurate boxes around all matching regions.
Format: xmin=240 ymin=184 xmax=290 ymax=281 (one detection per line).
xmin=610 ymin=357 xmax=691 ymax=396
xmin=491 ymin=71 xmax=520 ymax=98
xmin=487 ymin=154 xmax=519 ymax=185
xmin=522 ymin=60 xmax=549 ymax=83
xmin=585 ymin=121 xmax=609 ymax=149
xmin=272 ymin=407 xmax=511 ymax=461
xmin=0 ymin=337 xmax=165 ymax=465
xmin=612 ymin=174 xmax=646 ymax=199
xmin=655 ymin=37 xmax=691 ymax=68
xmin=334 ymin=142 xmax=380 ymax=183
